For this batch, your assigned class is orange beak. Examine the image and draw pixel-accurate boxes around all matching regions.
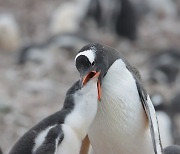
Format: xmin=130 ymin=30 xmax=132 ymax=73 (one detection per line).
xmin=82 ymin=71 xmax=101 ymax=101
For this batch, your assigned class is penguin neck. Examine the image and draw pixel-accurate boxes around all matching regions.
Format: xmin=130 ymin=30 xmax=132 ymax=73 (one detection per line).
xmin=64 ymin=80 xmax=98 ymax=140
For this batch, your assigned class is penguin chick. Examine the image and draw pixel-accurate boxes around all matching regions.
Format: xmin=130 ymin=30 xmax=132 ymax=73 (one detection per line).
xmin=9 ymin=72 xmax=100 ymax=154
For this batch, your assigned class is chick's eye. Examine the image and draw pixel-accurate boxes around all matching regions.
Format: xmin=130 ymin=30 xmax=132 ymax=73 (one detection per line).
xmin=92 ymin=61 xmax=95 ymax=66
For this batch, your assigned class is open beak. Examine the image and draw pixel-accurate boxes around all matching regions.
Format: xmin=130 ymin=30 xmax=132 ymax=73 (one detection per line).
xmin=82 ymin=71 xmax=101 ymax=101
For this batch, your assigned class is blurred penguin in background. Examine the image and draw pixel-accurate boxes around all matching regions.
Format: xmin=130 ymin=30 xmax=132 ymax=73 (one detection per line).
xmin=152 ymin=93 xmax=180 ymax=145
xmin=50 ymin=0 xmax=91 ymax=35
xmin=0 ymin=14 xmax=21 ymax=52
xmin=150 ymin=48 xmax=180 ymax=85
xmin=151 ymin=93 xmax=173 ymax=147
xmin=50 ymin=0 xmax=137 ymax=40
xmin=86 ymin=0 xmax=137 ymax=40
xmin=17 ymin=33 xmax=92 ymax=65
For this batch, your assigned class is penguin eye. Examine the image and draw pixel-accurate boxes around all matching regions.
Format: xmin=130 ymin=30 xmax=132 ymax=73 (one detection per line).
xmin=92 ymin=61 xmax=95 ymax=66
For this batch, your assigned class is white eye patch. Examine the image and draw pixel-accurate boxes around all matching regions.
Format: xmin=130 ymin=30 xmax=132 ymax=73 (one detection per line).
xmin=75 ymin=49 xmax=95 ymax=64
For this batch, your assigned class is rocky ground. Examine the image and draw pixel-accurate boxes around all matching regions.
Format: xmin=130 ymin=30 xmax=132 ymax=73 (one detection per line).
xmin=0 ymin=0 xmax=180 ymax=153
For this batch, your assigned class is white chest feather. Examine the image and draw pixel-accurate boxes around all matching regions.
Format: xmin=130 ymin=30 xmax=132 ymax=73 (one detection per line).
xmin=88 ymin=59 xmax=153 ymax=154
xmin=64 ymin=80 xmax=98 ymax=140
xmin=57 ymin=79 xmax=98 ymax=154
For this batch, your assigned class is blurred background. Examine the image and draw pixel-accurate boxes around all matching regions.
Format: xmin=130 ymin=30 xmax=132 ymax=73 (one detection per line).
xmin=0 ymin=0 xmax=180 ymax=153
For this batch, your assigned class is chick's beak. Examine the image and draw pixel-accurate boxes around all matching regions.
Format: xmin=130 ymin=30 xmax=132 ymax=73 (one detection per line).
xmin=82 ymin=71 xmax=101 ymax=101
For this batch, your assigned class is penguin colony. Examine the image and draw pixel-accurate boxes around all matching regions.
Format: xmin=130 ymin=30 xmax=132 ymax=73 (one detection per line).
xmin=9 ymin=43 xmax=180 ymax=154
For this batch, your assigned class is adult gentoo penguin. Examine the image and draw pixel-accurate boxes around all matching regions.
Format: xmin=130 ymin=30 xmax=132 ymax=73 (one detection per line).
xmin=9 ymin=72 xmax=100 ymax=154
xmin=75 ymin=43 xmax=163 ymax=154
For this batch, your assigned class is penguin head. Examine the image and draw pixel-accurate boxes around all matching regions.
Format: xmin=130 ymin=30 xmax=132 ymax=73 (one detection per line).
xmin=75 ymin=43 xmax=119 ymax=100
